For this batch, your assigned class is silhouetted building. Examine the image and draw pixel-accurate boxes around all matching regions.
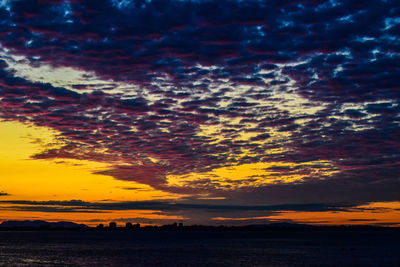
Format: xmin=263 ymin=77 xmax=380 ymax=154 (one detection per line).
xmin=96 ymin=224 xmax=104 ymax=229
xmin=126 ymin=222 xmax=133 ymax=229
xmin=109 ymin=222 xmax=117 ymax=229
xmin=133 ymin=223 xmax=140 ymax=230
xmin=178 ymin=222 xmax=183 ymax=228
xmin=173 ymin=222 xmax=178 ymax=228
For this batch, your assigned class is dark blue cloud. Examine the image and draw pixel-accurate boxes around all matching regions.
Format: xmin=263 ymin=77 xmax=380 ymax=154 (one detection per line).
xmin=0 ymin=0 xmax=399 ymax=214
xmin=0 ymin=199 xmax=358 ymax=213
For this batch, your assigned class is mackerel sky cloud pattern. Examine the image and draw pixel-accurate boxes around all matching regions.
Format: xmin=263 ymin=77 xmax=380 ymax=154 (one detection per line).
xmin=0 ymin=0 xmax=399 ymax=212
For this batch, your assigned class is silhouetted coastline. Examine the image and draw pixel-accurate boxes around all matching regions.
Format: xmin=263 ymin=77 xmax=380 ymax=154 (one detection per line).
xmin=0 ymin=220 xmax=398 ymax=231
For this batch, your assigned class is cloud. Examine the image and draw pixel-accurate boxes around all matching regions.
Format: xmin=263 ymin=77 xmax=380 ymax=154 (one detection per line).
xmin=0 ymin=0 xmax=399 ymax=210
xmin=0 ymin=199 xmax=359 ymax=213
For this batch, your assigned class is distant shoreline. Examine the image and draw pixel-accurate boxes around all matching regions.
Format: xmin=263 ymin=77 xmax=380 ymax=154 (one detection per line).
xmin=0 ymin=225 xmax=399 ymax=231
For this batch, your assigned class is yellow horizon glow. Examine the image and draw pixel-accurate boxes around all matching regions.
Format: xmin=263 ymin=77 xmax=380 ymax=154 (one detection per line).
xmin=167 ymin=160 xmax=338 ymax=190
xmin=1 ymin=120 xmax=400 ymax=226
xmin=213 ymin=202 xmax=400 ymax=227
xmin=0 ymin=120 xmax=183 ymax=224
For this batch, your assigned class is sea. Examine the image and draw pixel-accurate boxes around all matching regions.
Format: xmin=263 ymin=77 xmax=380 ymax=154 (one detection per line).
xmin=0 ymin=230 xmax=399 ymax=266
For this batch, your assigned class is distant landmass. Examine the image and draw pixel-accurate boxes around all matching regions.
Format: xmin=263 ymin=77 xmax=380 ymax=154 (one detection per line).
xmin=0 ymin=220 xmax=88 ymax=229
xmin=0 ymin=220 xmax=396 ymax=231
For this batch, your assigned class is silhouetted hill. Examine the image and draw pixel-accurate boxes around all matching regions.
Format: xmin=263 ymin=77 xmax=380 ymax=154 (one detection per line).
xmin=0 ymin=220 xmax=88 ymax=229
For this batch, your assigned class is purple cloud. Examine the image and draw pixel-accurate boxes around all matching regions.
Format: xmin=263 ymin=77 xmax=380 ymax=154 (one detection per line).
xmin=0 ymin=0 xmax=399 ymax=211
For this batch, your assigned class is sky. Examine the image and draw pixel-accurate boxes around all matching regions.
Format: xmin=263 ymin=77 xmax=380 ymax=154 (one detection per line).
xmin=0 ymin=0 xmax=399 ymax=227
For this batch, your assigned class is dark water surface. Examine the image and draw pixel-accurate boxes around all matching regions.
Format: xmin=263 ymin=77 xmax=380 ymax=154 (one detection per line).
xmin=0 ymin=230 xmax=399 ymax=266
